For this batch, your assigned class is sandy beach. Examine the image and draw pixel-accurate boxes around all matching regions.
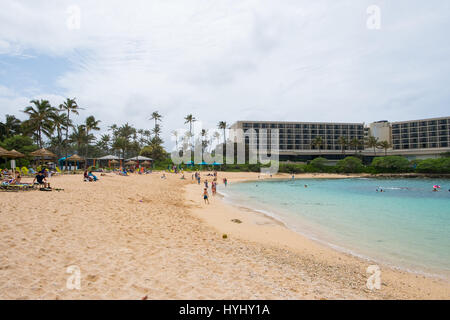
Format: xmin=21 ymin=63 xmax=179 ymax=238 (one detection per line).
xmin=0 ymin=172 xmax=448 ymax=299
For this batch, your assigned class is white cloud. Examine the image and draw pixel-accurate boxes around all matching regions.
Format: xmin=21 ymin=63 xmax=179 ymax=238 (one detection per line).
xmin=1 ymin=0 xmax=449 ymax=147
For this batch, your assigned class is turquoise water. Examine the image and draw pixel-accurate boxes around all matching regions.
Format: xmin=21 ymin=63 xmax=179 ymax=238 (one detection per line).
xmin=219 ymin=178 xmax=450 ymax=277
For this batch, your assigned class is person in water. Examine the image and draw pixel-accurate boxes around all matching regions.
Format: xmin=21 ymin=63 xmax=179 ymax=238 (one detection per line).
xmin=203 ymin=188 xmax=209 ymax=204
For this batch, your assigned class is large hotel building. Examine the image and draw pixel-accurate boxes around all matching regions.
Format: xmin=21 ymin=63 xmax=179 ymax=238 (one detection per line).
xmin=230 ymin=116 xmax=450 ymax=161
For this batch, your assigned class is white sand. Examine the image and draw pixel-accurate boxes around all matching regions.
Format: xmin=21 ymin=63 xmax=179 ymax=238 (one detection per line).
xmin=0 ymin=172 xmax=448 ymax=299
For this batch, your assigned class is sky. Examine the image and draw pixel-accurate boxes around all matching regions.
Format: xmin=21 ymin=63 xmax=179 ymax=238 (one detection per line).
xmin=1 ymin=0 xmax=449 ymax=149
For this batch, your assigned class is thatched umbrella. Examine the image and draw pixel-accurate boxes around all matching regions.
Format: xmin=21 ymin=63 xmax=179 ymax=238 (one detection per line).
xmin=7 ymin=149 xmax=25 ymax=159
xmin=30 ymin=148 xmax=57 ymax=168
xmin=67 ymin=154 xmax=85 ymax=162
xmin=110 ymin=159 xmax=119 ymax=167
xmin=30 ymin=148 xmax=57 ymax=158
xmin=3 ymin=149 xmax=25 ymax=172
xmin=0 ymin=146 xmax=10 ymax=157
xmin=141 ymin=160 xmax=151 ymax=167
xmin=125 ymin=160 xmax=137 ymax=166
xmin=66 ymin=154 xmax=85 ymax=171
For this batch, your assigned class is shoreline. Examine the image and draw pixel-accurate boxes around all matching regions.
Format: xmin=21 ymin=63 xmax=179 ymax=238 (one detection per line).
xmin=219 ymin=187 xmax=448 ymax=280
xmin=1 ymin=172 xmax=448 ymax=299
xmin=185 ymin=172 xmax=450 ymax=299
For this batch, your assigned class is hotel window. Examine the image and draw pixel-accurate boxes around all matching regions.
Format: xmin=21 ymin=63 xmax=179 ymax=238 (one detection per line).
xmin=271 ymin=124 xmax=277 ymax=128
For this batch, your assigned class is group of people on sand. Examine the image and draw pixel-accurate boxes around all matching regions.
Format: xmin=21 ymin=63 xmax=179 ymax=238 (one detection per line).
xmin=1 ymin=169 xmax=22 ymax=185
xmin=196 ymin=171 xmax=227 ymax=205
xmin=1 ymin=168 xmax=51 ymax=189
xmin=83 ymin=170 xmax=98 ymax=182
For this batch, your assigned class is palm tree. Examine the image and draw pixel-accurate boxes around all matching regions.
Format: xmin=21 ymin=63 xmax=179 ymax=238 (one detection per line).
xmin=184 ymin=114 xmax=197 ymax=149
xmin=22 ymin=99 xmax=58 ymax=147
xmin=60 ymin=98 xmax=82 ymax=170
xmin=311 ymin=136 xmax=324 ymax=155
xmin=338 ymin=136 xmax=348 ymax=155
xmin=84 ymin=116 xmax=101 ymax=166
xmin=377 ymin=140 xmax=391 ymax=156
xmin=218 ymin=121 xmax=227 ymax=145
xmin=366 ymin=136 xmax=379 ymax=156
xmin=200 ymin=129 xmax=209 ymax=156
xmin=51 ymin=112 xmax=70 ymax=156
xmin=150 ymin=111 xmax=162 ymax=137
xmin=97 ymin=134 xmax=111 ymax=154
xmin=2 ymin=115 xmax=22 ymax=138
xmin=349 ymin=138 xmax=361 ymax=155
xmin=70 ymin=125 xmax=88 ymax=153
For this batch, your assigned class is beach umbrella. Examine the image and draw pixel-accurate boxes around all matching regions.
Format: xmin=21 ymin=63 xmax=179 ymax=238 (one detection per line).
xmin=3 ymin=149 xmax=24 ymax=172
xmin=197 ymin=161 xmax=208 ymax=166
xmin=141 ymin=160 xmax=151 ymax=167
xmin=66 ymin=154 xmax=85 ymax=162
xmin=125 ymin=160 xmax=137 ymax=166
xmin=212 ymin=161 xmax=222 ymax=166
xmin=30 ymin=148 xmax=57 ymax=168
xmin=110 ymin=159 xmax=119 ymax=166
xmin=0 ymin=146 xmax=10 ymax=157
xmin=6 ymin=149 xmax=25 ymax=159
xmin=30 ymin=148 xmax=57 ymax=158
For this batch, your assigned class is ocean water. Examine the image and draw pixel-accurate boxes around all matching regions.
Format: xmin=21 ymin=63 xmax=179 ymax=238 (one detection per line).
xmin=219 ymin=178 xmax=450 ymax=277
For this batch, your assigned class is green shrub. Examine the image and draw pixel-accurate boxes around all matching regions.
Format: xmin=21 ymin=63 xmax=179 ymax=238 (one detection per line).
xmin=336 ymin=156 xmax=364 ymax=173
xmin=310 ymin=157 xmax=328 ymax=169
xmin=371 ymin=156 xmax=410 ymax=173
xmin=415 ymin=158 xmax=450 ymax=174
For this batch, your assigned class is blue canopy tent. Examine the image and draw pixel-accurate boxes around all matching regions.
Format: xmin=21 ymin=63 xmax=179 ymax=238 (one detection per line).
xmin=212 ymin=161 xmax=222 ymax=166
xmin=196 ymin=161 xmax=208 ymax=166
xmin=186 ymin=161 xmax=195 ymax=167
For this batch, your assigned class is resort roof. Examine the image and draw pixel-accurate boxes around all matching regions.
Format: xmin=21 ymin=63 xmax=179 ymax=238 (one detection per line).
xmin=97 ymin=155 xmax=121 ymax=160
xmin=125 ymin=156 xmax=153 ymax=161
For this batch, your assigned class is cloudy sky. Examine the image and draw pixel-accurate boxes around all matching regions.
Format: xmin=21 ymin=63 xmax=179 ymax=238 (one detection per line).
xmin=1 ymin=0 xmax=449 ymax=148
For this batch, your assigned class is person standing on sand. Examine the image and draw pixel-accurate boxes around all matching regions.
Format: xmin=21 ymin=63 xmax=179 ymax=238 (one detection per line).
xmin=203 ymin=188 xmax=209 ymax=204
xmin=204 ymin=180 xmax=208 ymax=189
xmin=211 ymin=181 xmax=217 ymax=196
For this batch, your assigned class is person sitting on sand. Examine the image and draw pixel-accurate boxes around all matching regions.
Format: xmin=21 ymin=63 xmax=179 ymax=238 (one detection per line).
xmin=161 ymin=173 xmax=166 ymax=179
xmin=84 ymin=170 xmax=91 ymax=181
xmin=33 ymin=172 xmax=50 ymax=189
xmin=203 ymin=188 xmax=209 ymax=204
xmin=88 ymin=171 xmax=98 ymax=181
xmin=181 ymin=174 xmax=185 ymax=180
xmin=13 ymin=171 xmax=22 ymax=184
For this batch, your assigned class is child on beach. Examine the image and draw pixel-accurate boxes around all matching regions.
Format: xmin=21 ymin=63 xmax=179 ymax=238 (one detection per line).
xmin=203 ymin=188 xmax=209 ymax=204
xmin=211 ymin=181 xmax=216 ymax=196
